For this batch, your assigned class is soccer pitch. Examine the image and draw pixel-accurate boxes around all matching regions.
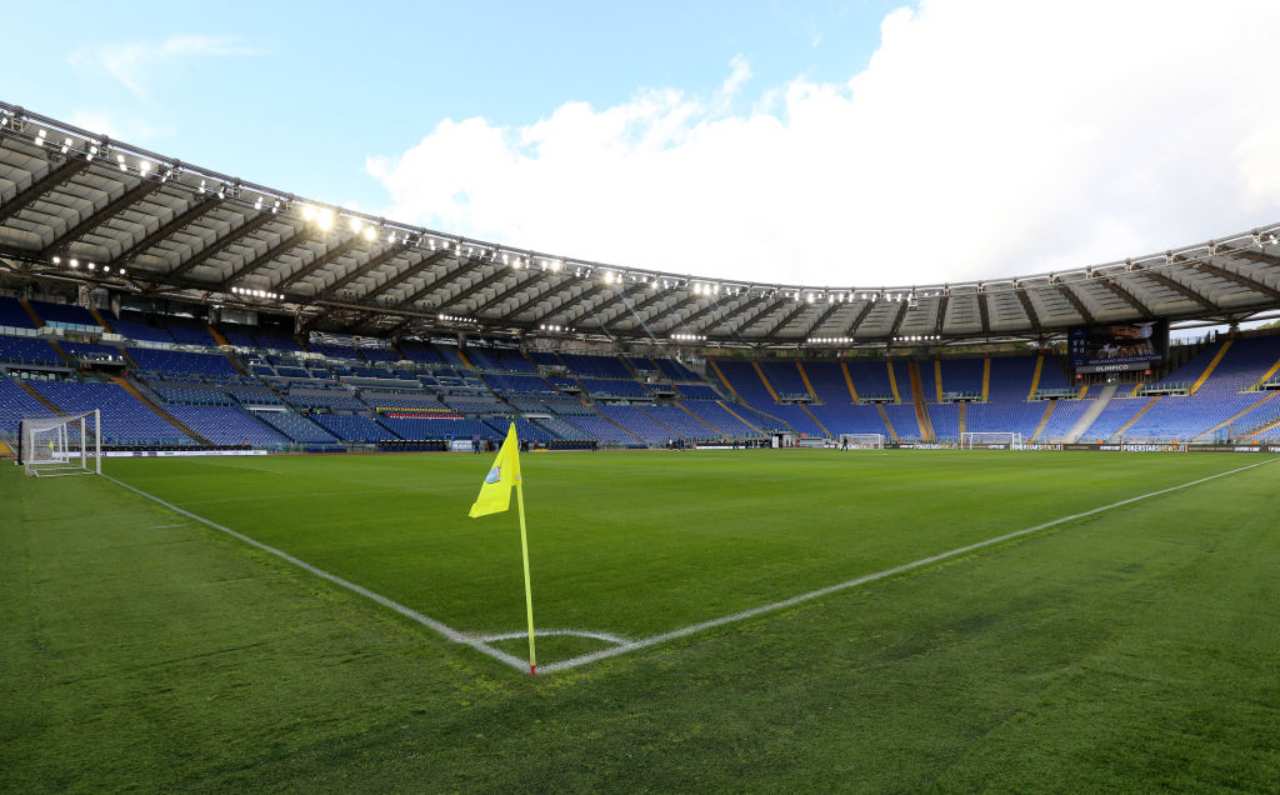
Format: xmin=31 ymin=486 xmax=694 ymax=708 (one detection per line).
xmin=5 ymin=450 xmax=1280 ymax=791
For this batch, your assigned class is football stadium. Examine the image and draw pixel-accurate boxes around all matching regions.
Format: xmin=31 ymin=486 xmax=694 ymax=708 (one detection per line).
xmin=5 ymin=7 xmax=1280 ymax=792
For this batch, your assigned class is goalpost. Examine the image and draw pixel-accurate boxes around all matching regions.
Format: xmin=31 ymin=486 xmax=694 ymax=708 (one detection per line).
xmin=960 ymin=431 xmax=1024 ymax=450
xmin=839 ymin=433 xmax=885 ymax=450
xmin=19 ymin=410 xmax=102 ymax=477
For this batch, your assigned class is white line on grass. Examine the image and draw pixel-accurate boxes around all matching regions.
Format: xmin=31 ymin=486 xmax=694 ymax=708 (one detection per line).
xmin=106 ymin=458 xmax=1274 ymax=677
xmin=103 ymin=475 xmax=529 ymax=674
xmin=474 ymin=629 xmax=632 ymax=646
xmin=539 ymin=457 xmax=1277 ymax=673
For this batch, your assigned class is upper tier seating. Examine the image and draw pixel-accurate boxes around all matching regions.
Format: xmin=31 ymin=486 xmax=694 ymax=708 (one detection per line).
xmin=559 ymin=354 xmax=631 ymax=379
xmin=149 ymin=381 xmax=233 ymax=405
xmin=0 ymin=297 xmax=37 ymax=329
xmin=63 ymin=342 xmax=125 ymax=363
xmin=939 ymin=358 xmax=983 ymax=397
xmin=129 ymin=348 xmax=237 ymax=378
xmin=654 ymin=358 xmax=699 ymax=380
xmin=29 ymin=300 xmax=99 ymax=328
xmin=0 ymin=335 xmax=61 ymax=367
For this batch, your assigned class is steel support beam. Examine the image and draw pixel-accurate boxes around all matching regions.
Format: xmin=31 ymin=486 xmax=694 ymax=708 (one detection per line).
xmin=314 ymin=242 xmax=410 ymax=300
xmin=274 ymin=235 xmax=362 ymax=291
xmin=109 ymin=196 xmax=222 ymax=267
xmin=38 ymin=179 xmax=163 ymax=259
xmin=361 ymin=249 xmax=451 ymax=304
xmin=1099 ymin=277 xmax=1155 ymax=319
xmin=1058 ymin=282 xmax=1095 ymax=325
xmin=1014 ymin=288 xmax=1041 ymax=332
xmin=168 ymin=211 xmax=275 ymax=279
xmin=846 ymin=300 xmax=877 ymax=337
xmin=217 ymin=225 xmax=311 ymax=289
xmin=1140 ymin=268 xmax=1216 ymax=312
xmin=0 ymin=157 xmax=91 ymax=225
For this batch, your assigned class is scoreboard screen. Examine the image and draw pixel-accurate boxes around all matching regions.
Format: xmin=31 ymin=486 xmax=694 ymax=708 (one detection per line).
xmin=1068 ymin=321 xmax=1168 ymax=374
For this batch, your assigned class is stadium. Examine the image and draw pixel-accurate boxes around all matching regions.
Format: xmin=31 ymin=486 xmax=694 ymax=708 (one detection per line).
xmin=4 ymin=8 xmax=1280 ymax=791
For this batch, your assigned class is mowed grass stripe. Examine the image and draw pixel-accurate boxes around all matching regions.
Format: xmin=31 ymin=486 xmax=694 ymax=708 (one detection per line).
xmin=106 ymin=450 xmax=1267 ymax=664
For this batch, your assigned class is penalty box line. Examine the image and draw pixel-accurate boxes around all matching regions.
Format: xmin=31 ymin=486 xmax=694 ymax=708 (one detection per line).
xmin=540 ymin=457 xmax=1278 ymax=674
xmin=102 ymin=475 xmax=529 ymax=674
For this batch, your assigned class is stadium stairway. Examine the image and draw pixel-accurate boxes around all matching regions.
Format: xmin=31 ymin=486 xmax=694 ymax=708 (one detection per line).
xmin=906 ymin=360 xmax=934 ymax=441
xmin=1196 ymin=390 xmax=1279 ymax=440
xmin=112 ymin=376 xmax=211 ymax=445
xmin=750 ymin=362 xmax=782 ymax=402
xmin=46 ymin=339 xmax=74 ymax=367
xmin=1027 ymin=353 xmax=1044 ymax=399
xmin=795 ymin=362 xmax=820 ymax=402
xmin=18 ymin=298 xmax=43 ymax=327
xmin=208 ymin=324 xmax=233 ymax=347
xmin=716 ymin=400 xmax=762 ymax=434
xmin=1247 ymin=415 xmax=1280 ymax=440
xmin=707 ymin=360 xmax=738 ymax=400
xmin=676 ymin=402 xmax=723 ymax=436
xmin=1029 ymin=400 xmax=1056 ymax=442
xmin=798 ymin=403 xmax=832 ymax=437
xmin=933 ymin=360 xmax=945 ymax=402
xmin=875 ymin=403 xmax=900 ymax=442
xmin=1112 ymin=396 xmax=1162 ymax=439
xmin=1065 ymin=383 xmax=1117 ymax=442
xmin=839 ymin=362 xmax=860 ymax=402
xmin=885 ymin=361 xmax=902 ymax=403
xmin=596 ymin=408 xmax=647 ymax=445
xmin=1190 ymin=337 xmax=1234 ymax=395
xmin=17 ymin=380 xmax=63 ymax=415
xmin=957 ymin=401 xmax=967 ymax=435
xmin=1251 ymin=355 xmax=1280 ymax=389
xmin=88 ymin=306 xmax=114 ymax=332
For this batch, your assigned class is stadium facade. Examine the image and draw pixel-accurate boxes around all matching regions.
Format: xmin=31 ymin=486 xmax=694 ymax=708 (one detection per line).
xmin=4 ymin=102 xmax=1280 ymax=457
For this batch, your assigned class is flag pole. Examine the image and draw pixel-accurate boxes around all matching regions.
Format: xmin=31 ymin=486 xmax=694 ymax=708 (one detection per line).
xmin=515 ymin=479 xmax=538 ymax=675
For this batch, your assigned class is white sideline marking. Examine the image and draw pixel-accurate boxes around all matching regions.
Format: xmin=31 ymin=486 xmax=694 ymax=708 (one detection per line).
xmin=105 ymin=459 xmax=1274 ymax=677
xmin=540 ymin=458 xmax=1277 ymax=673
xmin=103 ymin=475 xmax=528 ymax=674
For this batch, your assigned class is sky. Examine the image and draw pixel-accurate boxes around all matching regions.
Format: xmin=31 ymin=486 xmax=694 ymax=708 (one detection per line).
xmin=5 ymin=0 xmax=1280 ymax=289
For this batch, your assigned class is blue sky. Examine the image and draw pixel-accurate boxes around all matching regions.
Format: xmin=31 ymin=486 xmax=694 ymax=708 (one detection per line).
xmin=4 ymin=1 xmax=899 ymax=212
xmin=5 ymin=1 xmax=1280 ymax=287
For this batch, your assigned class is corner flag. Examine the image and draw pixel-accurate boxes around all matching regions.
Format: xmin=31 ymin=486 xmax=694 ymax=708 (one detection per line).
xmin=469 ymin=423 xmax=522 ymax=518
xmin=468 ymin=423 xmax=538 ymax=675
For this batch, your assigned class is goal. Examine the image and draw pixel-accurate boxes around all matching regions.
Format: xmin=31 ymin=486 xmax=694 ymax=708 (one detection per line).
xmin=19 ymin=410 xmax=102 ymax=477
xmin=960 ymin=431 xmax=1024 ymax=450
xmin=839 ymin=433 xmax=885 ymax=450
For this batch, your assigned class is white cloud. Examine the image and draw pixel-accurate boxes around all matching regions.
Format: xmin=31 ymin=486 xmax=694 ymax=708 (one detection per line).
xmin=367 ymin=0 xmax=1280 ymax=288
xmin=70 ymin=35 xmax=263 ymax=99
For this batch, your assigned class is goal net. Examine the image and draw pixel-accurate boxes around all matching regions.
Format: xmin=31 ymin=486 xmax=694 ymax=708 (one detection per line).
xmin=19 ymin=410 xmax=102 ymax=477
xmin=839 ymin=433 xmax=885 ymax=450
xmin=960 ymin=431 xmax=1024 ymax=450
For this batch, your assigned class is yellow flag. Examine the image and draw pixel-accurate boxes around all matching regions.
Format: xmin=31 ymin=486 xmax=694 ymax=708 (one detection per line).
xmin=468 ymin=423 xmax=522 ymax=518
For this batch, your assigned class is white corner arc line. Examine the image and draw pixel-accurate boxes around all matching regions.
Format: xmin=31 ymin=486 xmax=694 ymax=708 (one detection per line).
xmin=540 ymin=458 xmax=1277 ymax=673
xmin=474 ymin=629 xmax=632 ymax=646
xmin=103 ymin=475 xmax=528 ymax=673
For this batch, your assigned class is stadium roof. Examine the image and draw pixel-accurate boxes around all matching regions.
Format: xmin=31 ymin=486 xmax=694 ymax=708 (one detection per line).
xmin=3 ymin=102 xmax=1280 ymax=348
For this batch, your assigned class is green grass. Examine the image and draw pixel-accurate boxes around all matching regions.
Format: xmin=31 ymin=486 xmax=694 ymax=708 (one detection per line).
xmin=4 ymin=450 xmax=1280 ymax=791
